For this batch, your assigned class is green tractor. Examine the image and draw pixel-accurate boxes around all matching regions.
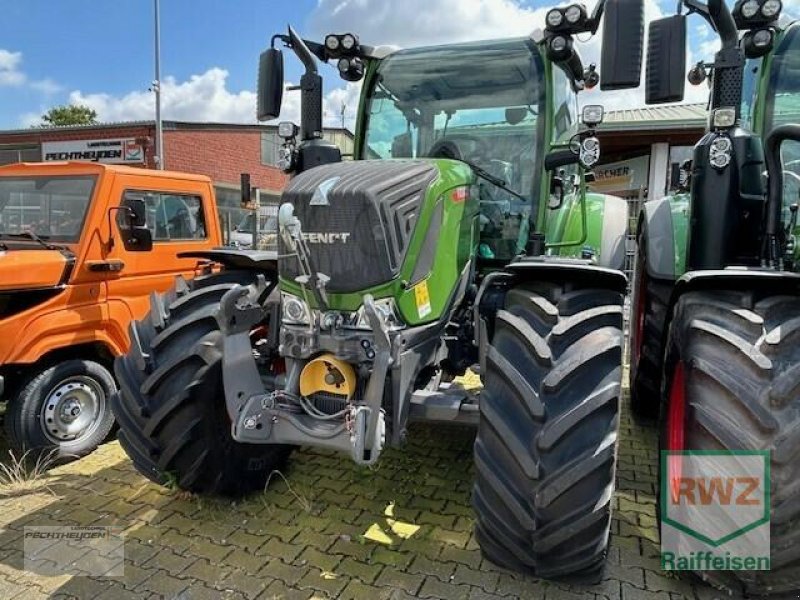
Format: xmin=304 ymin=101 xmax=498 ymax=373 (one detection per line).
xmin=629 ymin=0 xmax=800 ymax=595
xmin=112 ymin=0 xmax=644 ymax=581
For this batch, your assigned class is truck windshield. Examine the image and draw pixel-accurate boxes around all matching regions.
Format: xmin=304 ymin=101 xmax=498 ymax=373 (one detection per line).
xmin=0 ymin=176 xmax=96 ymax=243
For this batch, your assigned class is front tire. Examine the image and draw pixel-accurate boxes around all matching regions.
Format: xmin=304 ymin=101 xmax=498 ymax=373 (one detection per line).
xmin=473 ymin=281 xmax=623 ymax=581
xmin=5 ymin=359 xmax=116 ymax=460
xmin=661 ymin=290 xmax=800 ymax=596
xmin=112 ymin=271 xmax=292 ymax=497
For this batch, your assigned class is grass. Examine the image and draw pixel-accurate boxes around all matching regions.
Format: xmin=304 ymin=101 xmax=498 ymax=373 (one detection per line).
xmin=262 ymin=469 xmax=313 ymax=514
xmin=0 ymin=448 xmax=64 ymax=498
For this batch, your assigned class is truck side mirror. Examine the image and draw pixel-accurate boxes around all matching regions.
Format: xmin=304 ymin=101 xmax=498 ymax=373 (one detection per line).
xmin=257 ymin=48 xmax=284 ymax=121
xmin=600 ymin=0 xmax=644 ymax=90
xmin=119 ymin=196 xmax=153 ymax=252
xmin=646 ymin=15 xmax=687 ymax=104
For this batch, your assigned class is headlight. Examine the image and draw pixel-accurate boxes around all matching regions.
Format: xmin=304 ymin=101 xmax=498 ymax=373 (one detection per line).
xmin=752 ymin=28 xmax=773 ymax=47
xmin=341 ymin=33 xmax=357 ymax=50
xmin=741 ymin=0 xmax=760 ymax=18
xmin=711 ymin=107 xmax=736 ymax=128
xmin=761 ymin=0 xmax=781 ymax=18
xmin=550 ymin=35 xmax=568 ymax=53
xmin=565 ymin=5 xmax=583 ymax=24
xmin=546 ymin=9 xmax=564 ymax=28
xmin=709 ymin=136 xmax=733 ymax=170
xmin=352 ymin=298 xmax=403 ymax=330
xmin=325 ymin=34 xmax=340 ymax=51
xmin=282 ymin=293 xmax=311 ymax=324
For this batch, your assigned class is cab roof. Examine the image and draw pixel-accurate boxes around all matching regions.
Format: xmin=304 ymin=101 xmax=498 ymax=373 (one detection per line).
xmin=0 ymin=161 xmax=212 ymax=183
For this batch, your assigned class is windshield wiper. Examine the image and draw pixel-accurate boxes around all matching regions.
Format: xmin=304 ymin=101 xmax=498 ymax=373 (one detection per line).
xmin=0 ymin=231 xmax=62 ymax=250
xmin=461 ymin=159 xmax=528 ymax=202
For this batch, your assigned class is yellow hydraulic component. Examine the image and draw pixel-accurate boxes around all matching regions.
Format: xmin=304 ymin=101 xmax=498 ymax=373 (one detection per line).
xmin=299 ymin=354 xmax=357 ymax=400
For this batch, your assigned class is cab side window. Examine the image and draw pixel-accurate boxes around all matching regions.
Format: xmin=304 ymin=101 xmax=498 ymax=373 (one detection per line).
xmin=118 ymin=191 xmax=207 ymax=241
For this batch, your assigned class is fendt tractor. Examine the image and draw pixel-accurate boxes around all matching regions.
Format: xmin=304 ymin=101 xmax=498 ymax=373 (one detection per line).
xmin=0 ymin=162 xmax=223 ymax=460
xmin=629 ymin=0 xmax=800 ymax=595
xmin=112 ymin=0 xmax=644 ymax=580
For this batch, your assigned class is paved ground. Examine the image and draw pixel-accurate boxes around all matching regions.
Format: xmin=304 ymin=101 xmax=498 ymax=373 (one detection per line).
xmin=0 ymin=397 xmax=727 ymax=600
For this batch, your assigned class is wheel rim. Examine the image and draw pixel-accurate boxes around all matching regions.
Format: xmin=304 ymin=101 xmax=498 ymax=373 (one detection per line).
xmin=40 ymin=376 xmax=105 ymax=444
xmin=666 ymin=361 xmax=686 ymax=502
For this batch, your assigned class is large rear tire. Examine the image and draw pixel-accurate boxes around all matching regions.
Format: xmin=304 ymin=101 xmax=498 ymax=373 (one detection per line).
xmin=112 ymin=271 xmax=292 ymax=497
xmin=661 ymin=290 xmax=800 ymax=596
xmin=630 ymin=226 xmax=671 ymax=419
xmin=473 ymin=281 xmax=623 ymax=581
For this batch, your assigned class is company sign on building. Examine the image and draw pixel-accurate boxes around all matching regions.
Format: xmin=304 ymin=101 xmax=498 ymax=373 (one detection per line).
xmin=42 ymin=138 xmax=145 ymax=164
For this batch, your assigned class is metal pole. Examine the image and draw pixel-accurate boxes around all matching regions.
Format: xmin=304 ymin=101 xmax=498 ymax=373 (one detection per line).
xmin=154 ymin=0 xmax=164 ymax=169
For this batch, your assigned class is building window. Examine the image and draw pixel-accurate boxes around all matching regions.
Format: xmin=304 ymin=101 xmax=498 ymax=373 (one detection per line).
xmin=118 ymin=191 xmax=206 ymax=241
xmin=261 ymin=131 xmax=281 ymax=166
xmin=0 ymin=145 xmax=41 ymax=166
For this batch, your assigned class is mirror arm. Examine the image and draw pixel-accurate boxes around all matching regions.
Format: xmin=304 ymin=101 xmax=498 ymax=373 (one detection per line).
xmin=706 ymin=0 xmax=738 ymax=48
xmin=587 ymin=0 xmax=607 ymax=34
xmin=288 ymin=26 xmax=318 ymax=74
xmin=681 ymin=0 xmax=717 ymax=31
xmin=271 ymin=34 xmax=289 ymax=49
xmin=105 ymin=206 xmax=137 ymax=251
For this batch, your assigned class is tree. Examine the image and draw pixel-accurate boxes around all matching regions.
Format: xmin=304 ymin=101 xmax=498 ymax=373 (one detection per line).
xmin=40 ymin=104 xmax=99 ymax=127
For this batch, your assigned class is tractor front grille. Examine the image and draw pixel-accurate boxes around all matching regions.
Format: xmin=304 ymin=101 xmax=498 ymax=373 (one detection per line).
xmin=279 ymin=160 xmax=437 ymax=293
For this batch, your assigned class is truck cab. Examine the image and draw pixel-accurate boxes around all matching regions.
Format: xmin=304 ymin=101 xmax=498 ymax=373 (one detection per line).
xmin=0 ymin=161 xmax=222 ymax=458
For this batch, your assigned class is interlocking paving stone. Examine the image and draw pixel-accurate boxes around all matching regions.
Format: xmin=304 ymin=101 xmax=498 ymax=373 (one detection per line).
xmin=0 ymin=394 xmax=726 ymax=599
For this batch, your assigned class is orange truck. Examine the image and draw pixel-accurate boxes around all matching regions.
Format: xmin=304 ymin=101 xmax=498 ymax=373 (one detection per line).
xmin=0 ymin=161 xmax=224 ymax=458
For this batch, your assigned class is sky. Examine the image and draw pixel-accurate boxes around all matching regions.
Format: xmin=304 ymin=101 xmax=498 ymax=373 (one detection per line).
xmin=0 ymin=0 xmax=797 ymax=131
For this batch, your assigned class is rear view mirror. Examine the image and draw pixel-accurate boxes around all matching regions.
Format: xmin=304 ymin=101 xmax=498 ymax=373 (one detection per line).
xmin=646 ymin=15 xmax=687 ymax=104
xmin=257 ymin=48 xmax=284 ymax=121
xmin=126 ymin=197 xmax=147 ymax=227
xmin=600 ymin=0 xmax=644 ymax=90
xmin=118 ymin=196 xmax=153 ymax=252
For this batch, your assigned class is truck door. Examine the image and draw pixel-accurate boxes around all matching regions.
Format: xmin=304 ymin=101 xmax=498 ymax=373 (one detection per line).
xmin=104 ymin=176 xmax=217 ymax=335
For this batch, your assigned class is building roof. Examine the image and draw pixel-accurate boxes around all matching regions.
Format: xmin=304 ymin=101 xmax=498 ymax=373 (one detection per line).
xmin=0 ymin=120 xmax=354 ymax=137
xmin=600 ymin=103 xmax=707 ymax=131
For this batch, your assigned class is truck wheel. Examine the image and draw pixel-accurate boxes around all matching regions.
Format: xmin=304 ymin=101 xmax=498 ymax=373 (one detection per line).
xmin=112 ymin=271 xmax=292 ymax=497
xmin=630 ymin=227 xmax=671 ymax=419
xmin=5 ymin=359 xmax=116 ymax=460
xmin=661 ymin=291 xmax=800 ymax=596
xmin=473 ymin=281 xmax=623 ymax=581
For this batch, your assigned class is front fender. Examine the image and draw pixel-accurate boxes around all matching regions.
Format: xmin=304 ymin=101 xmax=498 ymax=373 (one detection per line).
xmin=549 ymin=192 xmax=629 ymax=271
xmin=641 ymin=193 xmax=690 ymax=280
xmin=506 ymin=257 xmax=629 ymax=294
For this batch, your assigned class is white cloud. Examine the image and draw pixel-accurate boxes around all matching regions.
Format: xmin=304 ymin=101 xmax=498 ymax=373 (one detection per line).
xmin=67 ymin=66 xmax=358 ymax=130
xmin=70 ymin=68 xmax=258 ymax=123
xmin=0 ymin=49 xmax=25 ymax=86
xmin=30 ymin=78 xmax=62 ymax=94
xmin=306 ymin=0 xmax=709 ymax=114
xmin=307 ymin=0 xmax=548 ymax=47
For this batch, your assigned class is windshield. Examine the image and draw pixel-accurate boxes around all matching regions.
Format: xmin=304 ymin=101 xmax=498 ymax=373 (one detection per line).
xmin=766 ymin=25 xmax=800 ymax=131
xmin=361 ymin=38 xmax=544 ymax=258
xmin=0 ymin=176 xmax=96 ymax=243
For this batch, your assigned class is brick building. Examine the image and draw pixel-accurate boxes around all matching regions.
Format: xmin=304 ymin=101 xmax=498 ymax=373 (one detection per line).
xmin=0 ymin=120 xmax=354 ymax=242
